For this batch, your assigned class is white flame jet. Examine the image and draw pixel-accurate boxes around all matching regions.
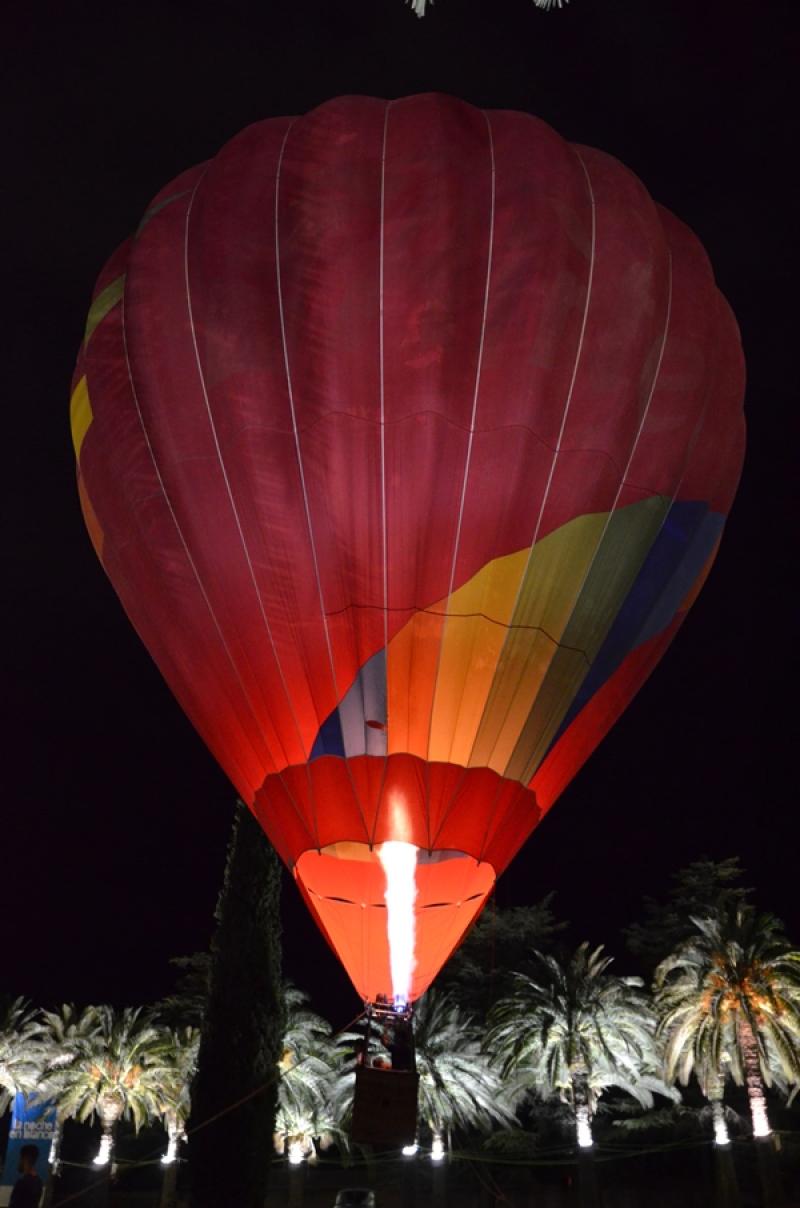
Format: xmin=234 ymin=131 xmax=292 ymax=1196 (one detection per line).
xmin=377 ymin=841 xmax=418 ymax=1006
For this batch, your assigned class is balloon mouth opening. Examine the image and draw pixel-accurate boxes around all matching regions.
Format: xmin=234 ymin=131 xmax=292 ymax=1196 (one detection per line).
xmin=294 ymin=843 xmax=495 ymax=1002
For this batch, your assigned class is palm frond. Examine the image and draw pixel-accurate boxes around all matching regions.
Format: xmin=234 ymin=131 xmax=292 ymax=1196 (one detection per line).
xmin=487 ymin=943 xmax=665 ymax=1132
xmin=655 ymin=901 xmax=800 ymax=1129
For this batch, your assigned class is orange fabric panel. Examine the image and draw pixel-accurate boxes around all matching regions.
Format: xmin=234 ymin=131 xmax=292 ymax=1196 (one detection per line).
xmin=387 ymin=611 xmax=445 ymax=759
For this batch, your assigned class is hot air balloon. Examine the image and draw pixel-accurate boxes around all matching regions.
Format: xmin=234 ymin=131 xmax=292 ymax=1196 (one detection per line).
xmin=70 ymin=95 xmax=745 ymax=1012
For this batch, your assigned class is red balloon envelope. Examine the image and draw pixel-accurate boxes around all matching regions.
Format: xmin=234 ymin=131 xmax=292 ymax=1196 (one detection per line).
xmin=71 ymin=95 xmax=745 ymax=1003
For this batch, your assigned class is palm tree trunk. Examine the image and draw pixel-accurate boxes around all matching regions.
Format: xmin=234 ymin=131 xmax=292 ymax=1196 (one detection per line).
xmin=91 ymin=1124 xmax=116 ymax=1208
xmin=571 ymin=1072 xmax=594 ymax=1149
xmin=159 ymin=1117 xmax=181 ymax=1208
xmin=432 ymin=1148 xmax=447 ymax=1208
xmin=571 ymin=1073 xmax=600 ymax=1208
xmin=41 ymin=1121 xmax=62 ymax=1208
xmin=711 ymin=1097 xmax=730 ymax=1146
xmin=738 ymin=1019 xmax=770 ymax=1138
xmin=738 ymin=1022 xmax=785 ymax=1205
xmin=93 ymin=1125 xmax=115 ymax=1167
xmin=707 ymin=1074 xmax=730 ymax=1147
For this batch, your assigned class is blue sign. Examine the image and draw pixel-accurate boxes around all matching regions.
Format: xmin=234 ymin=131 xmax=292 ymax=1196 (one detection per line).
xmin=0 ymin=1092 xmax=56 ymax=1206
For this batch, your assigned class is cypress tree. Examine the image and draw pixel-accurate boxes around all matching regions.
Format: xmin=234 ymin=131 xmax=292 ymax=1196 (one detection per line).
xmin=188 ymin=801 xmax=285 ymax=1208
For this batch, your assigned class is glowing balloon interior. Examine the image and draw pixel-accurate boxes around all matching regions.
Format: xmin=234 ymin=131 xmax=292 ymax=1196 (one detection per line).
xmin=71 ymin=95 xmax=745 ymax=1002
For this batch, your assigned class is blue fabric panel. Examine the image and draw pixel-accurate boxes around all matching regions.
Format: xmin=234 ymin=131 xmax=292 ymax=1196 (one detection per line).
xmin=635 ymin=509 xmax=724 ymax=647
xmin=309 ymin=708 xmax=345 ymax=761
xmin=310 ymin=649 xmax=387 ymax=762
xmin=547 ymin=501 xmax=724 ymax=750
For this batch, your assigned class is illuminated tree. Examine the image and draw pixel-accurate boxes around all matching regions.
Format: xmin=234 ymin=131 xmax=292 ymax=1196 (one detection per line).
xmin=413 ymin=990 xmax=517 ymax=1154
xmin=158 ymin=1027 xmax=200 ymax=1208
xmin=39 ymin=1004 xmax=103 ymax=1171
xmin=48 ymin=1006 xmax=170 ymax=1167
xmin=655 ymin=904 xmax=800 ymax=1140
xmin=488 ymin=944 xmax=674 ymax=1150
xmin=274 ymin=985 xmax=345 ymax=1163
xmin=0 ymin=997 xmax=45 ymax=1110
xmin=159 ymin=1026 xmax=199 ymax=1150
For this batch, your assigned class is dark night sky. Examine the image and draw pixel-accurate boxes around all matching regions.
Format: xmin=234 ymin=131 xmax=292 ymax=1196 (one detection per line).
xmin=3 ymin=0 xmax=797 ymax=1024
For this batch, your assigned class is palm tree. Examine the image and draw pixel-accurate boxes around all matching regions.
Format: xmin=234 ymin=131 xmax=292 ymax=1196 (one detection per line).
xmin=38 ymin=1004 xmax=103 ymax=1173
xmin=412 ymin=990 xmax=517 ymax=1155
xmin=0 ymin=997 xmax=46 ymax=1110
xmin=158 ymin=1026 xmax=199 ymax=1161
xmin=655 ymin=904 xmax=800 ymax=1140
xmin=157 ymin=1026 xmax=199 ymax=1208
xmin=274 ymin=985 xmax=346 ymax=1163
xmin=47 ymin=1005 xmax=172 ymax=1167
xmin=488 ymin=943 xmax=675 ymax=1150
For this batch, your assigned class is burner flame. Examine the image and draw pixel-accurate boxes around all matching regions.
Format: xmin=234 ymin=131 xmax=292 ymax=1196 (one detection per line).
xmin=377 ymin=841 xmax=418 ymax=1004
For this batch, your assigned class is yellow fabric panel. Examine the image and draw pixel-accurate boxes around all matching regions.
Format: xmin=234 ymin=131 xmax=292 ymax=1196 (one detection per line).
xmin=84 ymin=275 xmax=124 ymax=346
xmin=426 ymin=549 xmax=529 ymax=764
xmin=442 ymin=547 xmax=530 ymax=625
xmin=470 ymin=630 xmax=571 ymax=774
xmin=468 ymin=512 xmax=609 ymax=772
xmin=69 ymin=376 xmax=92 ymax=460
xmin=429 ymin=615 xmax=514 ymax=764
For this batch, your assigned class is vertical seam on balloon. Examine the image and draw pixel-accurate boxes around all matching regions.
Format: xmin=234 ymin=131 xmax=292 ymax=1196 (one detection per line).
xmin=271 ymin=122 xmax=327 ymax=854
xmin=369 ymin=101 xmax=394 ymax=850
xmin=473 ymin=148 xmax=598 ymax=780
xmin=362 ymin=887 xmax=370 ymax=1003
xmin=517 ymin=226 xmax=675 ymax=784
xmin=534 ymin=249 xmax=728 ymax=787
xmin=180 ymin=141 xmax=319 ymax=850
xmin=274 ymin=120 xmax=371 ymax=851
xmin=425 ymin=110 xmax=496 ymax=770
xmin=427 ymin=762 xmax=474 ymax=853
xmin=379 ymin=104 xmax=391 ymax=669
xmin=118 ymin=239 xmax=311 ymax=841
xmin=474 ymin=768 xmax=517 ymax=866
xmin=423 ymin=759 xmax=432 ymax=851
